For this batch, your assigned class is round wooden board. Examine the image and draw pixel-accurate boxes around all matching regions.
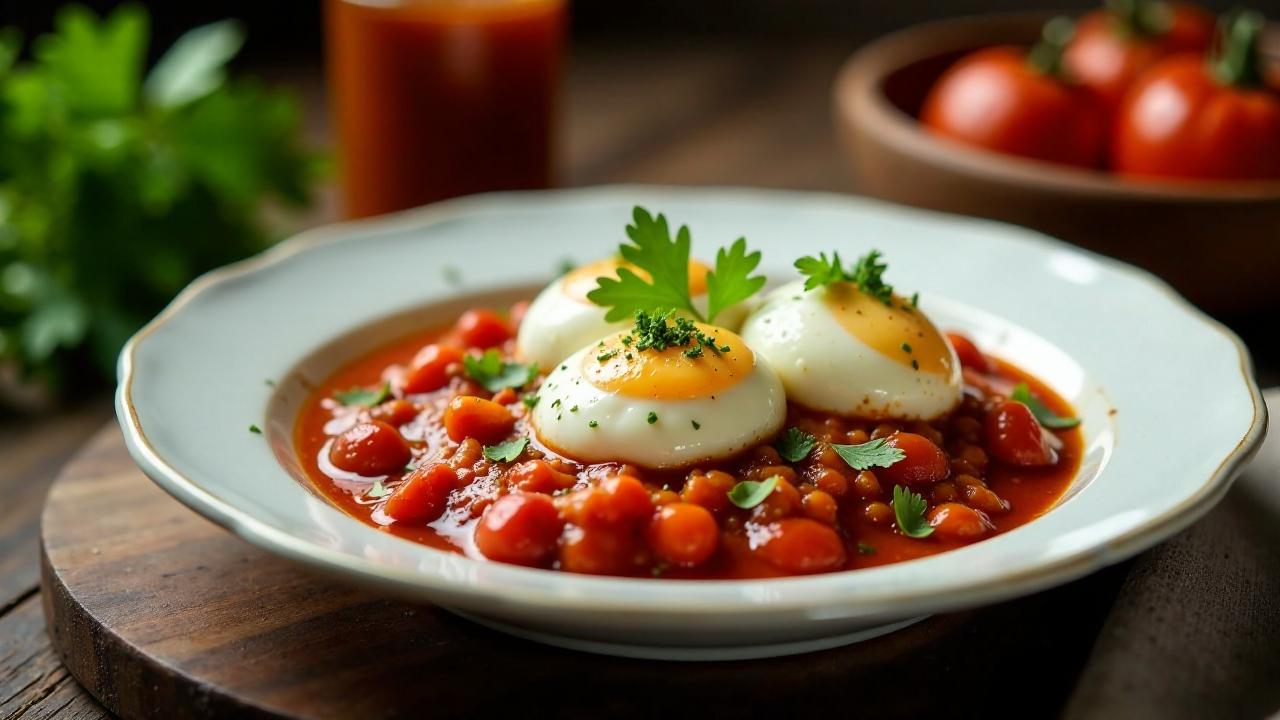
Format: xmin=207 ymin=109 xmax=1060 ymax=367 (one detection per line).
xmin=41 ymin=425 xmax=1127 ymax=719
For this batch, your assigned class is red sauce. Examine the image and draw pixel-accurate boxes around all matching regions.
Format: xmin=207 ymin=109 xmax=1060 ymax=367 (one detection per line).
xmin=325 ymin=0 xmax=565 ymax=218
xmin=294 ymin=305 xmax=1082 ymax=578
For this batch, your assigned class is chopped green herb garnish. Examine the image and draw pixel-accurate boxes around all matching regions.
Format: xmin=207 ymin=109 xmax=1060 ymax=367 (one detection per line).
xmin=911 ymin=359 xmax=919 ymax=371
xmin=366 ymin=481 xmax=390 ymax=499
xmin=522 ymin=394 xmax=540 ymax=408
xmin=264 ymin=379 xmax=275 ymax=387
xmin=248 ymin=424 xmax=262 ymax=434
xmin=727 ymin=476 xmax=779 ymax=509
xmin=588 ymin=420 xmax=599 ymax=428
xmin=857 ymin=542 xmax=877 ymax=555
xmin=463 ymin=349 xmax=537 ymax=393
xmin=557 ymin=258 xmax=575 ymax=276
xmin=691 ymin=420 xmax=701 ymax=430
xmin=482 ymin=437 xmax=528 ymax=462
xmin=794 ymin=249 xmax=895 ymax=305
xmin=911 ymin=292 xmax=920 ymax=307
xmin=626 ymin=309 xmax=723 ymax=355
xmin=597 ymin=350 xmax=618 ymax=362
xmin=585 ymin=207 xmax=764 ymax=324
xmin=551 ymin=398 xmax=562 ymax=408
xmin=775 ymin=427 xmax=817 ymax=462
xmin=683 ymin=345 xmax=703 ymax=359
xmin=901 ymin=342 xmax=912 ymax=353
xmin=830 ymin=437 xmax=905 ymax=471
xmin=892 ymin=485 xmax=934 ymax=538
xmin=334 ymin=382 xmax=391 ymax=407
xmin=647 ymin=411 xmax=658 ymax=425
xmin=1011 ymin=383 xmax=1081 ymax=429
xmin=569 ymin=404 xmax=579 ymax=413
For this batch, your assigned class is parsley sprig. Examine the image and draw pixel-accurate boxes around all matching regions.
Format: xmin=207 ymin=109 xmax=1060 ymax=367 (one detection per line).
xmin=892 ymin=485 xmax=934 ymax=538
xmin=794 ymin=249 xmax=897 ymax=306
xmin=625 ymin=310 xmax=724 ymax=356
xmin=464 ymin=350 xmax=538 ymax=393
xmin=586 ymin=207 xmax=764 ymax=324
xmin=482 ymin=437 xmax=529 ymax=462
xmin=335 ymin=382 xmax=391 ymax=408
xmin=775 ymin=427 xmax=817 ymax=462
xmin=1011 ymin=383 xmax=1080 ymax=429
xmin=830 ymin=437 xmax=906 ymax=471
xmin=727 ymin=476 xmax=779 ymax=509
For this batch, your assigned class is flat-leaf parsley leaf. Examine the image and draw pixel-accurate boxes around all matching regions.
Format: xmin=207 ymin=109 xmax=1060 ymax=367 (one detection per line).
xmin=727 ymin=476 xmax=779 ymax=509
xmin=482 ymin=437 xmax=529 ymax=462
xmin=830 ymin=437 xmax=905 ymax=471
xmin=464 ymin=349 xmax=538 ymax=392
xmin=335 ymin=382 xmax=391 ymax=407
xmin=586 ymin=207 xmax=764 ymax=324
xmin=775 ymin=427 xmax=817 ymax=462
xmin=794 ymin=249 xmax=896 ymax=305
xmin=892 ymin=485 xmax=933 ymax=538
xmin=1011 ymin=383 xmax=1080 ymax=429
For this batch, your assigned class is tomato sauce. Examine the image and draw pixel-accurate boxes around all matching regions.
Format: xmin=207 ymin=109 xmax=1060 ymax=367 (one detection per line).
xmin=293 ymin=306 xmax=1082 ymax=578
xmin=325 ymin=0 xmax=565 ymax=218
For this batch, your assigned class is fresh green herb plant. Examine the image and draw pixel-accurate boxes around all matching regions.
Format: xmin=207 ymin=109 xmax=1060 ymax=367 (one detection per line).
xmin=365 ymin=480 xmax=390 ymax=499
xmin=794 ymin=249 xmax=897 ymax=306
xmin=892 ymin=485 xmax=934 ymax=539
xmin=0 ymin=6 xmax=318 ymax=399
xmin=586 ymin=207 xmax=764 ymax=324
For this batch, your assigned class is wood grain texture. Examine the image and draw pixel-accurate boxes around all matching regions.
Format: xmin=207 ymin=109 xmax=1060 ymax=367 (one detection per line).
xmin=0 ymin=594 xmax=106 ymax=719
xmin=39 ymin=425 xmax=1129 ymax=720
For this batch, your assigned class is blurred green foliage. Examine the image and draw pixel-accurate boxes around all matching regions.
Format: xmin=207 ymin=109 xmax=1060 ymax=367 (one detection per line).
xmin=0 ymin=4 xmax=318 ymax=402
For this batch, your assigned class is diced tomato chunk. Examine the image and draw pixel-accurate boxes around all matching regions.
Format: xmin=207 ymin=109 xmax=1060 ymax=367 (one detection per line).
xmin=329 ymin=421 xmax=411 ymax=476
xmin=402 ymin=344 xmax=463 ymax=394
xmin=946 ymin=332 xmax=991 ymax=374
xmin=370 ymin=399 xmax=419 ymax=427
xmin=985 ymin=400 xmax=1057 ymax=467
xmin=680 ymin=470 xmax=735 ymax=514
xmin=474 ymin=493 xmax=564 ymax=566
xmin=508 ymin=460 xmax=577 ymax=494
xmin=454 ymin=309 xmax=511 ymax=349
xmin=560 ymin=474 xmax=654 ymax=527
xmin=384 ymin=464 xmax=458 ymax=523
xmin=876 ymin=432 xmax=950 ymax=487
xmin=558 ymin=523 xmax=641 ymax=575
xmin=443 ymin=396 xmax=515 ymax=444
xmin=751 ymin=518 xmax=847 ymax=574
xmin=647 ymin=503 xmax=718 ymax=567
xmin=927 ymin=502 xmax=994 ymax=540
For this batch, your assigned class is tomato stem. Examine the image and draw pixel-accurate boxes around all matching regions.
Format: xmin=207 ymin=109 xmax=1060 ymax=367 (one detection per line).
xmin=1105 ymin=0 xmax=1172 ymax=38
xmin=1027 ymin=17 xmax=1076 ymax=79
xmin=1211 ymin=10 xmax=1266 ymax=89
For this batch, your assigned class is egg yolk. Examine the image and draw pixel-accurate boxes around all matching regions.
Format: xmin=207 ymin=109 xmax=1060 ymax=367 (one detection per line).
xmin=822 ymin=283 xmax=953 ymax=375
xmin=581 ymin=324 xmax=753 ymax=400
xmin=561 ymin=258 xmax=711 ymax=304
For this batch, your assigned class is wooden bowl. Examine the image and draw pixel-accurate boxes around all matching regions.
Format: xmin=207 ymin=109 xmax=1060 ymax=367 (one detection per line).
xmin=834 ymin=12 xmax=1280 ymax=313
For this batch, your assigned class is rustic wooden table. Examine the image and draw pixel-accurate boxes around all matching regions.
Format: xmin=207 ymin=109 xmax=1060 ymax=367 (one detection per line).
xmin=2 ymin=41 xmax=1277 ymax=719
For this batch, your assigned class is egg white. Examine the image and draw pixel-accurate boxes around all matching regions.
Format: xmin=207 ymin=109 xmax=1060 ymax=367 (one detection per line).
xmin=739 ymin=280 xmax=962 ymax=420
xmin=530 ymin=336 xmax=786 ymax=469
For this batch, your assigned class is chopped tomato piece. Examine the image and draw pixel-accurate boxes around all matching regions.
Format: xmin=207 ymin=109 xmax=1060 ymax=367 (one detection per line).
xmin=985 ymin=400 xmax=1057 ymax=467
xmin=927 ymin=503 xmax=994 ymax=540
xmin=508 ymin=460 xmax=577 ymax=494
xmin=329 ymin=421 xmax=411 ymax=476
xmin=877 ymin=432 xmax=950 ymax=487
xmin=751 ymin=518 xmax=847 ymax=574
xmin=370 ymin=399 xmax=419 ymax=427
xmin=454 ymin=309 xmax=511 ymax=349
xmin=474 ymin=493 xmax=564 ymax=565
xmin=647 ymin=503 xmax=718 ymax=567
xmin=558 ymin=523 xmax=641 ymax=575
xmin=946 ymin=332 xmax=991 ymax=374
xmin=680 ymin=470 xmax=736 ymax=514
xmin=443 ymin=396 xmax=515 ymax=444
xmin=402 ymin=344 xmax=463 ymax=394
xmin=384 ymin=464 xmax=458 ymax=523
xmin=561 ymin=474 xmax=654 ymax=527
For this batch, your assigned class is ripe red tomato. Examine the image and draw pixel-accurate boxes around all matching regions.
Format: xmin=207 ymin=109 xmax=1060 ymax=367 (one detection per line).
xmin=945 ymin=332 xmax=991 ymax=374
xmin=474 ymin=493 xmax=564 ymax=566
xmin=985 ymin=400 xmax=1057 ymax=467
xmin=453 ymin=309 xmax=511 ymax=349
xmin=921 ymin=19 xmax=1107 ymax=168
xmin=384 ymin=463 xmax=458 ymax=523
xmin=1064 ymin=2 xmax=1214 ymax=111
xmin=1112 ymin=12 xmax=1280 ymax=180
xmin=328 ymin=420 xmax=412 ymax=476
xmin=876 ymin=432 xmax=950 ymax=488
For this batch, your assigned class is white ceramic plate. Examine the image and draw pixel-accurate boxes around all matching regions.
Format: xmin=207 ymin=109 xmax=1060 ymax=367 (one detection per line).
xmin=117 ymin=186 xmax=1266 ymax=660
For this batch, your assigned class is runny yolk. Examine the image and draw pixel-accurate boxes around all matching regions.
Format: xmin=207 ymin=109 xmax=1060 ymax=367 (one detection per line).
xmin=582 ymin=324 xmax=753 ymax=400
xmin=561 ymin=257 xmax=711 ymax=304
xmin=822 ymin=283 xmax=953 ymax=375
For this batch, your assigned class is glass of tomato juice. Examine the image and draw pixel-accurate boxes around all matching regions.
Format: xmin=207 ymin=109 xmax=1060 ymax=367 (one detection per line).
xmin=325 ymin=0 xmax=566 ymax=218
